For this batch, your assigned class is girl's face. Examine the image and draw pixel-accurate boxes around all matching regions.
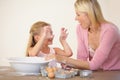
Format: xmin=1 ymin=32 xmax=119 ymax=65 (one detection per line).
xmin=35 ymin=26 xmax=54 ymax=46
xmin=45 ymin=28 xmax=54 ymax=45
xmin=75 ymin=11 xmax=91 ymax=29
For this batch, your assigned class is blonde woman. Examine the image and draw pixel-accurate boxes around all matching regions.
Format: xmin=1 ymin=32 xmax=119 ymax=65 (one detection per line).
xmin=26 ymin=21 xmax=72 ymax=60
xmin=54 ymin=0 xmax=120 ymax=70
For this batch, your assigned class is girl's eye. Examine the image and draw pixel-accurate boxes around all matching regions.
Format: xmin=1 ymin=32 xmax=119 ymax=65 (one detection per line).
xmin=76 ymin=13 xmax=80 ymax=16
xmin=77 ymin=14 xmax=80 ymax=16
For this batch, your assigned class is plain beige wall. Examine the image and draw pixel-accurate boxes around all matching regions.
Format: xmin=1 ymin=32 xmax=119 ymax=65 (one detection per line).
xmin=0 ymin=0 xmax=120 ymax=66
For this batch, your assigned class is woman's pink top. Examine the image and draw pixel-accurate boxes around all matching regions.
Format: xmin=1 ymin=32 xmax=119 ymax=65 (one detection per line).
xmin=76 ymin=23 xmax=120 ymax=70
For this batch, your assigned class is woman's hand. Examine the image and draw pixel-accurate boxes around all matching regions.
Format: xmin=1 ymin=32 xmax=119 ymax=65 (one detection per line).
xmin=61 ymin=63 xmax=72 ymax=70
xmin=59 ymin=28 xmax=68 ymax=41
xmin=45 ymin=54 xmax=74 ymax=69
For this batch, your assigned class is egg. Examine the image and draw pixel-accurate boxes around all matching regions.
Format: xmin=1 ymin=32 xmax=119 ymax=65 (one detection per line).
xmin=46 ymin=67 xmax=54 ymax=73
xmin=48 ymin=72 xmax=55 ymax=79
xmin=53 ymin=67 xmax=57 ymax=72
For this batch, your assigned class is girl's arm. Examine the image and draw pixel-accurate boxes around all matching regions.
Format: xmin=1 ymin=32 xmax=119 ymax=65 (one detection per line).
xmin=28 ymin=26 xmax=51 ymax=56
xmin=54 ymin=28 xmax=73 ymax=57
xmin=28 ymin=35 xmax=45 ymax=56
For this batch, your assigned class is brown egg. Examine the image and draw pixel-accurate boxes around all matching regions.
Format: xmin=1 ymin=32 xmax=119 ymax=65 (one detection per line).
xmin=48 ymin=72 xmax=55 ymax=79
xmin=53 ymin=67 xmax=57 ymax=72
xmin=46 ymin=67 xmax=54 ymax=73
xmin=46 ymin=67 xmax=50 ymax=71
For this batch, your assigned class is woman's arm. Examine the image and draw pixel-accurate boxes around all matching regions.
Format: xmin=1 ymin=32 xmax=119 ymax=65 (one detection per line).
xmin=55 ymin=24 xmax=119 ymax=70
xmin=45 ymin=54 xmax=90 ymax=69
xmin=89 ymin=25 xmax=118 ymax=70
xmin=54 ymin=28 xmax=73 ymax=57
xmin=55 ymin=54 xmax=90 ymax=69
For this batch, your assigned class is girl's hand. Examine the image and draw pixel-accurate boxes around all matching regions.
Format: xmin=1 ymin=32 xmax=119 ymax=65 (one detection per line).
xmin=45 ymin=54 xmax=55 ymax=61
xmin=59 ymin=28 xmax=68 ymax=41
xmin=42 ymin=26 xmax=54 ymax=39
xmin=45 ymin=54 xmax=66 ymax=63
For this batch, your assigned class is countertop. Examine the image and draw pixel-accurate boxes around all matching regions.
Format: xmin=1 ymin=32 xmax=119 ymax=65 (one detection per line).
xmin=0 ymin=66 xmax=120 ymax=80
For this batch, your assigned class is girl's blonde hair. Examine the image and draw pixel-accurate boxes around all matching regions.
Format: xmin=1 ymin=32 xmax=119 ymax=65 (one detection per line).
xmin=26 ymin=21 xmax=50 ymax=56
xmin=74 ymin=0 xmax=107 ymax=27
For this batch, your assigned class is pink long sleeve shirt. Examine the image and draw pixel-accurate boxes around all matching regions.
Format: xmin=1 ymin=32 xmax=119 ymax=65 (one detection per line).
xmin=77 ymin=23 xmax=120 ymax=70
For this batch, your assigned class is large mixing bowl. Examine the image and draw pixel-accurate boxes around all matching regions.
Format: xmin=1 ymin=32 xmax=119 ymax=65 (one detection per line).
xmin=8 ymin=57 xmax=50 ymax=75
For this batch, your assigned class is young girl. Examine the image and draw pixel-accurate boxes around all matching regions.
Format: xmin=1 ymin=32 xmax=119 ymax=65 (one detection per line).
xmin=26 ymin=21 xmax=72 ymax=63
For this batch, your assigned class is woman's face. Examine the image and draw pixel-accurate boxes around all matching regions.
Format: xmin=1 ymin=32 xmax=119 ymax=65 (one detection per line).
xmin=75 ymin=11 xmax=91 ymax=29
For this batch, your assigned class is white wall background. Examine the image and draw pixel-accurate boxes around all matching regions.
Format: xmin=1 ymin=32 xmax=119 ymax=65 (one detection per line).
xmin=0 ymin=0 xmax=120 ymax=66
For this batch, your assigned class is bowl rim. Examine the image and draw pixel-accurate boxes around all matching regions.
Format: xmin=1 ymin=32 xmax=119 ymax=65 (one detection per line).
xmin=8 ymin=57 xmax=52 ymax=64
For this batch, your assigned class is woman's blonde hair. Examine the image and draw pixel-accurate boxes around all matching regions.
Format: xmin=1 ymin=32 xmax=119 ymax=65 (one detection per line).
xmin=74 ymin=0 xmax=107 ymax=27
xmin=26 ymin=21 xmax=50 ymax=56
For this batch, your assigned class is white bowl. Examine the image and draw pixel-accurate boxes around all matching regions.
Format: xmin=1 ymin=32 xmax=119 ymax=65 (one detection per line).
xmin=8 ymin=57 xmax=50 ymax=75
